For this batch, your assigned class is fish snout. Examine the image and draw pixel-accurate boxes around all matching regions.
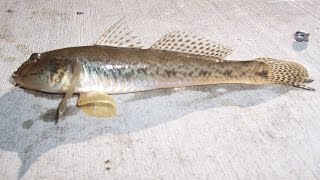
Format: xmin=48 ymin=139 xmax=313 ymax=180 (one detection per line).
xmin=12 ymin=71 xmax=21 ymax=86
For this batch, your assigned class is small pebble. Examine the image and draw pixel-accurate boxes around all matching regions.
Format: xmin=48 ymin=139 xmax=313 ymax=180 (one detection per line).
xmin=294 ymin=31 xmax=310 ymax=42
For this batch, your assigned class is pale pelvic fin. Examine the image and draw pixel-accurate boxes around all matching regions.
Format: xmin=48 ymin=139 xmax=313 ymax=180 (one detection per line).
xmin=150 ymin=31 xmax=233 ymax=60
xmin=95 ymin=17 xmax=144 ymax=48
xmin=77 ymin=92 xmax=117 ymax=117
xmin=57 ymin=63 xmax=81 ymax=123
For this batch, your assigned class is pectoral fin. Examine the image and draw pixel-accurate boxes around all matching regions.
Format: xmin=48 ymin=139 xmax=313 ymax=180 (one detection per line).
xmin=77 ymin=92 xmax=117 ymax=117
xmin=56 ymin=63 xmax=81 ymax=122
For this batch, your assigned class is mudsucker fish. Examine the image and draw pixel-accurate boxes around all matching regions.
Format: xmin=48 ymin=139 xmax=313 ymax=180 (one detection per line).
xmin=12 ymin=18 xmax=314 ymax=121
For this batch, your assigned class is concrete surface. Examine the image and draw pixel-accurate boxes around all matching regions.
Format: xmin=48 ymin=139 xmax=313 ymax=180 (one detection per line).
xmin=1 ymin=0 xmax=320 ymax=179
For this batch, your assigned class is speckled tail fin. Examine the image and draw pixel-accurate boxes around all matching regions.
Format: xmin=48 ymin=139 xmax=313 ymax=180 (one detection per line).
xmin=57 ymin=63 xmax=81 ymax=123
xmin=151 ymin=31 xmax=233 ymax=61
xmin=77 ymin=92 xmax=117 ymax=117
xmin=255 ymin=58 xmax=315 ymax=91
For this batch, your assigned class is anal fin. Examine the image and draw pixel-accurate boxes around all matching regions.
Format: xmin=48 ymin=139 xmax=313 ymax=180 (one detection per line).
xmin=77 ymin=92 xmax=117 ymax=117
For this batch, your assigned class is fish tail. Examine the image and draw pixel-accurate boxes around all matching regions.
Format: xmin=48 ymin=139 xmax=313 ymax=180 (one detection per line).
xmin=255 ymin=58 xmax=315 ymax=91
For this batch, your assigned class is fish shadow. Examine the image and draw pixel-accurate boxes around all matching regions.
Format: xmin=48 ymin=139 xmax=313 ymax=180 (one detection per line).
xmin=292 ymin=41 xmax=308 ymax=51
xmin=0 ymin=84 xmax=290 ymax=178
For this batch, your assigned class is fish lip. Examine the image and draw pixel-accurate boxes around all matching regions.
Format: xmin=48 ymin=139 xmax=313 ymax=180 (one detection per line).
xmin=12 ymin=71 xmax=20 ymax=86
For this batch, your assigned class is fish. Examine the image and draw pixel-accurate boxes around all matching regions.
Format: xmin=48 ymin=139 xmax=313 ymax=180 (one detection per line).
xmin=12 ymin=18 xmax=315 ymax=122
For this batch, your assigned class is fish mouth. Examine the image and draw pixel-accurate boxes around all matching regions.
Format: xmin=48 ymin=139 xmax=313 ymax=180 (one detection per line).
xmin=12 ymin=71 xmax=21 ymax=86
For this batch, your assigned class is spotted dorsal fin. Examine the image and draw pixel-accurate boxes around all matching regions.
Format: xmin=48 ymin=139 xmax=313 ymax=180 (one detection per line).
xmin=150 ymin=31 xmax=233 ymax=60
xmin=95 ymin=17 xmax=144 ymax=48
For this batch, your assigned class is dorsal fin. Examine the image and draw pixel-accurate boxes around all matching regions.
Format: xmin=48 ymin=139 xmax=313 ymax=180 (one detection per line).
xmin=95 ymin=17 xmax=144 ymax=48
xmin=150 ymin=31 xmax=233 ymax=60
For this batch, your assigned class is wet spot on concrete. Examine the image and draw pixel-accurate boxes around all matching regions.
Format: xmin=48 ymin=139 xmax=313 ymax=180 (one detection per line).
xmin=22 ymin=120 xmax=33 ymax=129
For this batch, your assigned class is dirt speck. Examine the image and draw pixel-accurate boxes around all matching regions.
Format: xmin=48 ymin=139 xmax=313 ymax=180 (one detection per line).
xmin=22 ymin=120 xmax=33 ymax=129
xmin=104 ymin=160 xmax=111 ymax=171
xmin=5 ymin=9 xmax=14 ymax=13
xmin=76 ymin=12 xmax=84 ymax=15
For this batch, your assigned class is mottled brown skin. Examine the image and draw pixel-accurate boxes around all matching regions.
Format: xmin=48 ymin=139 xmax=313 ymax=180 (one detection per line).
xmin=13 ymin=46 xmax=314 ymax=94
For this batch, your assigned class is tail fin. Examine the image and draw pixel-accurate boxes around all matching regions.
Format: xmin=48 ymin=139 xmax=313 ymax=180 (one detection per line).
xmin=255 ymin=58 xmax=315 ymax=91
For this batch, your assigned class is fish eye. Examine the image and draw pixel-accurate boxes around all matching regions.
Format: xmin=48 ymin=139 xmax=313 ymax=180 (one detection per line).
xmin=30 ymin=53 xmax=41 ymax=63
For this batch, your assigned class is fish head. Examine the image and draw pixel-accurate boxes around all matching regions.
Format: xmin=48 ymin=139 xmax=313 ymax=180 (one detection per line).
xmin=12 ymin=53 xmax=70 ymax=93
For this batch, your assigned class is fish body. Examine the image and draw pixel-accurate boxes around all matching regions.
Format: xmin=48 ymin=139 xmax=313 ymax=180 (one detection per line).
xmin=14 ymin=45 xmax=313 ymax=94
xmin=12 ymin=18 xmax=314 ymax=120
xmin=42 ymin=46 xmax=270 ymax=94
